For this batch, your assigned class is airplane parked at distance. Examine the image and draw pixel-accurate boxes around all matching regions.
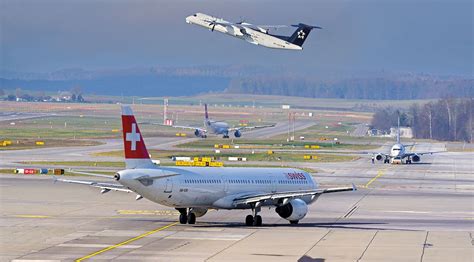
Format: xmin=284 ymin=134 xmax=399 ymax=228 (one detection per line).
xmin=372 ymin=117 xmax=440 ymax=164
xmin=58 ymin=106 xmax=356 ymax=226
xmin=172 ymin=104 xmax=274 ymax=138
xmin=185 ymin=13 xmax=321 ymax=50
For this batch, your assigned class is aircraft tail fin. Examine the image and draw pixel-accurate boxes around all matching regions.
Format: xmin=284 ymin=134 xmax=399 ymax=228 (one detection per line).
xmin=121 ymin=105 xmax=155 ymax=169
xmin=204 ymin=103 xmax=209 ymax=120
xmin=288 ymin=23 xmax=321 ymax=47
xmin=396 ymin=114 xmax=401 ymax=144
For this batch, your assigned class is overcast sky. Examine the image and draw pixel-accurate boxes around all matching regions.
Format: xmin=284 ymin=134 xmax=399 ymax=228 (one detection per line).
xmin=1 ymin=0 xmax=472 ymax=76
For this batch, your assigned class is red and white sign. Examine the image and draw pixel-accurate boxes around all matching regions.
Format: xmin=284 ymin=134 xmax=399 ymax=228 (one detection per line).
xmin=122 ymin=114 xmax=150 ymax=159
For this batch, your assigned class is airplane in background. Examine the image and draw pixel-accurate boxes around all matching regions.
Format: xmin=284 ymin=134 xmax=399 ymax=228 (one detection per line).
xmin=372 ymin=116 xmax=440 ymax=164
xmin=185 ymin=13 xmax=321 ymax=50
xmin=58 ymin=105 xmax=355 ymax=226
xmin=172 ymin=104 xmax=275 ymax=138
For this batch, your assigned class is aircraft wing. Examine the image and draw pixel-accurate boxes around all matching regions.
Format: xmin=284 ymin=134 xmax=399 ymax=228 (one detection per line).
xmin=169 ymin=125 xmax=206 ymax=132
xmin=404 ymin=151 xmax=444 ymax=157
xmin=54 ymin=177 xmax=133 ymax=193
xmin=139 ymin=122 xmax=206 ymax=132
xmin=228 ymin=124 xmax=275 ymax=132
xmin=232 ymin=184 xmax=356 ymax=206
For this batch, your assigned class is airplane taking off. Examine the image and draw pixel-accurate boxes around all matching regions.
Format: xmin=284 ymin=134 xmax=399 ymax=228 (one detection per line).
xmin=372 ymin=116 xmax=439 ymax=164
xmin=58 ymin=106 xmax=355 ymax=226
xmin=185 ymin=13 xmax=321 ymax=50
xmin=172 ymin=104 xmax=274 ymax=138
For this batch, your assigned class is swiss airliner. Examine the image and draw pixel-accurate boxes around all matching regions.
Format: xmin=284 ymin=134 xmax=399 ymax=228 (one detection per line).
xmin=59 ymin=106 xmax=355 ymax=226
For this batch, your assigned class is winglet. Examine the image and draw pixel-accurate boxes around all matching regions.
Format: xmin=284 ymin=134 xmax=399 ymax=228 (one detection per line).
xmin=352 ymin=183 xmax=357 ymax=191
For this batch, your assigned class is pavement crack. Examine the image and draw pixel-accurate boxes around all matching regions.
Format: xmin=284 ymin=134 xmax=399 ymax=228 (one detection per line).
xmin=205 ymin=229 xmax=257 ymax=261
xmin=420 ymin=231 xmax=430 ymax=262
xmin=357 ymin=230 xmax=378 ymax=262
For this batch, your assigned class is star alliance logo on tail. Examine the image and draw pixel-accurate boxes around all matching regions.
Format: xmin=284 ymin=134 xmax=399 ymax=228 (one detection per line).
xmin=297 ymin=30 xmax=305 ymax=39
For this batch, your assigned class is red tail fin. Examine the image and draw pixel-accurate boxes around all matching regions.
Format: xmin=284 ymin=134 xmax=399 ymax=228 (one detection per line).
xmin=121 ymin=106 xmax=154 ymax=169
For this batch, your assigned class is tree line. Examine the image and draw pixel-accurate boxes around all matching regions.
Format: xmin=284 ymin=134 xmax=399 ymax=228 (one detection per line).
xmin=371 ymin=98 xmax=473 ymax=142
xmin=226 ymin=76 xmax=473 ymax=100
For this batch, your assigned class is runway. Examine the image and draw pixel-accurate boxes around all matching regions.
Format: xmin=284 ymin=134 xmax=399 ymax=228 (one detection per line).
xmin=1 ymin=145 xmax=472 ymax=261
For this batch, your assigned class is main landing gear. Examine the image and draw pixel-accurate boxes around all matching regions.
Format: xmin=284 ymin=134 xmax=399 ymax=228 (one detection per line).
xmin=177 ymin=208 xmax=196 ymax=224
xmin=245 ymin=202 xmax=263 ymax=226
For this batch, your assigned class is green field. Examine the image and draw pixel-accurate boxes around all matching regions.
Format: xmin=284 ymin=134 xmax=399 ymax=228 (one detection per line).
xmin=95 ymin=149 xmax=358 ymax=163
xmin=176 ymin=138 xmax=377 ymax=151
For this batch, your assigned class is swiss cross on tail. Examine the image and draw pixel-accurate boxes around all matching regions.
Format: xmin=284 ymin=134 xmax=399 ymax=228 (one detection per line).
xmin=121 ymin=106 xmax=150 ymax=160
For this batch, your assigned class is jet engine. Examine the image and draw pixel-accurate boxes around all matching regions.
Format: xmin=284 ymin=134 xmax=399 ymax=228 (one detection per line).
xmin=412 ymin=154 xmax=420 ymax=162
xmin=234 ymin=130 xmax=242 ymax=137
xmin=275 ymin=198 xmax=308 ymax=222
xmin=375 ymin=154 xmax=383 ymax=161
xmin=190 ymin=207 xmax=208 ymax=217
xmin=194 ymin=129 xmax=206 ymax=138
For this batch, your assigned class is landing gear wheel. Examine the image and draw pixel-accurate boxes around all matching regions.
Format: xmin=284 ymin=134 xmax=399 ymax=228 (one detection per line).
xmin=179 ymin=213 xmax=188 ymax=224
xmin=245 ymin=215 xmax=254 ymax=226
xmin=187 ymin=212 xmax=196 ymax=224
xmin=253 ymin=215 xmax=262 ymax=226
xmin=290 ymin=220 xmax=299 ymax=225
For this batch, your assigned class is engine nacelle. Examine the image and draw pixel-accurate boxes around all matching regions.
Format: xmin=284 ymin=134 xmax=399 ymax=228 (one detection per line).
xmin=375 ymin=154 xmax=383 ymax=161
xmin=194 ymin=129 xmax=206 ymax=138
xmin=412 ymin=154 xmax=420 ymax=162
xmin=234 ymin=130 xmax=242 ymax=137
xmin=190 ymin=207 xmax=208 ymax=217
xmin=275 ymin=198 xmax=308 ymax=222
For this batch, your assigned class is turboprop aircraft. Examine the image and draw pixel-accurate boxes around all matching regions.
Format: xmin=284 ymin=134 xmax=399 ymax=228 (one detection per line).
xmin=58 ymin=105 xmax=355 ymax=226
xmin=185 ymin=13 xmax=321 ymax=50
xmin=172 ymin=104 xmax=274 ymax=138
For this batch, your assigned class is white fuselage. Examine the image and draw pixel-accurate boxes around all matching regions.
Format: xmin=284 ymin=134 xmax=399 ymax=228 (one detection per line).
xmin=118 ymin=167 xmax=318 ymax=209
xmin=390 ymin=143 xmax=406 ymax=158
xmin=206 ymin=120 xmax=230 ymax=135
xmin=185 ymin=13 xmax=302 ymax=50
xmin=389 ymin=143 xmax=405 ymax=164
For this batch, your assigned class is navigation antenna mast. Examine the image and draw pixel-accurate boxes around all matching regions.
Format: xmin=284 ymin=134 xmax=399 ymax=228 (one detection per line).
xmin=163 ymin=98 xmax=169 ymax=125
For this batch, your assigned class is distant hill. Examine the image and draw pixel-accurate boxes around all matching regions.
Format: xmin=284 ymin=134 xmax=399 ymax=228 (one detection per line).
xmin=226 ymin=75 xmax=473 ymax=100
xmin=1 ymin=67 xmax=472 ymax=99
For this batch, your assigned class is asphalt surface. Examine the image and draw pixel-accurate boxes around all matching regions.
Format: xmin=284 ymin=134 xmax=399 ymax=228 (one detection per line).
xmin=1 ymin=141 xmax=472 ymax=261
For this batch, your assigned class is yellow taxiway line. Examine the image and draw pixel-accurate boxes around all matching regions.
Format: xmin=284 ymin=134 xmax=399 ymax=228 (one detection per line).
xmin=365 ymin=170 xmax=385 ymax=188
xmin=14 ymin=215 xmax=51 ymax=218
xmin=76 ymin=221 xmax=179 ymax=261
